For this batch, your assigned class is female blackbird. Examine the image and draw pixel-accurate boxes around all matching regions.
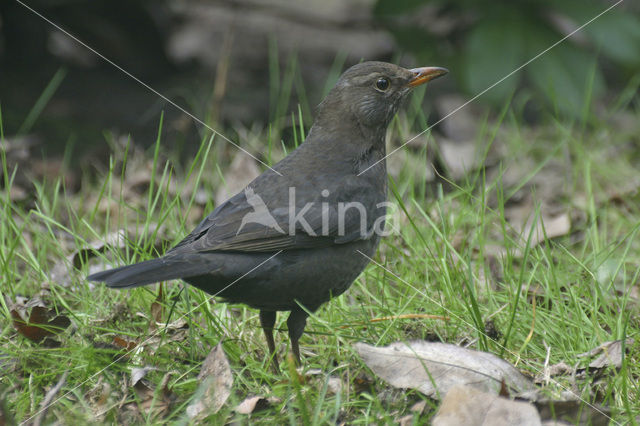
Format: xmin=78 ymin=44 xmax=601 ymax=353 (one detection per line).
xmin=88 ymin=62 xmax=447 ymax=369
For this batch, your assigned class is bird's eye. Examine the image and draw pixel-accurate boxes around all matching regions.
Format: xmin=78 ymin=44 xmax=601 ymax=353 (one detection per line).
xmin=375 ymin=77 xmax=390 ymax=91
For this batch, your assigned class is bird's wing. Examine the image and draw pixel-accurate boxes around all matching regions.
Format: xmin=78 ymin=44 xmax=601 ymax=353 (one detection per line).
xmin=168 ymin=178 xmax=385 ymax=254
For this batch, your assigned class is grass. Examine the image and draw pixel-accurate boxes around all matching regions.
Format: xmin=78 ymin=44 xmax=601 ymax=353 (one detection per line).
xmin=1 ymin=63 xmax=639 ymax=425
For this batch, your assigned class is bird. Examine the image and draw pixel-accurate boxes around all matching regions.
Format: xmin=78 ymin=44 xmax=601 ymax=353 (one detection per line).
xmin=88 ymin=61 xmax=448 ymax=370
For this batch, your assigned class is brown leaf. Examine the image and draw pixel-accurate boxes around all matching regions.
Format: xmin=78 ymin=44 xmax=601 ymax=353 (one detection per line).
xmin=355 ymin=341 xmax=536 ymax=399
xmin=186 ymin=344 xmax=233 ymax=419
xmin=88 ymin=378 xmax=111 ymax=419
xmin=11 ymin=305 xmax=70 ymax=344
xmin=533 ymin=399 xmax=611 ymax=426
xmin=432 ymin=385 xmax=541 ymax=426
xmin=132 ymin=381 xmax=170 ymax=418
xmin=112 ymin=336 xmax=137 ymax=352
xmin=124 ymin=370 xmax=174 ymax=420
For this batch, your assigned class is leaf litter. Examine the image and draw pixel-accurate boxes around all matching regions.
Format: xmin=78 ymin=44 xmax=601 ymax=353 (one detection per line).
xmin=186 ymin=343 xmax=233 ymax=420
xmin=355 ymin=341 xmax=536 ymax=398
xmin=355 ymin=340 xmax=613 ymax=425
xmin=9 ymin=297 xmax=71 ymax=347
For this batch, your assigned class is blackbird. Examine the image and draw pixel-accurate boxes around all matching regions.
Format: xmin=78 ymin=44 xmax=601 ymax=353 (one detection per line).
xmin=88 ymin=61 xmax=447 ymax=368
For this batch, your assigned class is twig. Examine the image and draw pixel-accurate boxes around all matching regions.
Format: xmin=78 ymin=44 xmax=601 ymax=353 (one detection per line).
xmin=32 ymin=370 xmax=69 ymax=426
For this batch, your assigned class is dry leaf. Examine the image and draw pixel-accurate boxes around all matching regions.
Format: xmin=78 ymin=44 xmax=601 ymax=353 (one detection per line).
xmin=524 ymin=213 xmax=571 ymax=248
xmin=533 ymin=399 xmax=611 ymax=426
xmin=399 ymin=414 xmax=416 ymax=426
xmin=234 ymin=395 xmax=280 ymax=414
xmin=327 ymin=376 xmax=343 ymax=395
xmin=131 ymin=366 xmax=158 ymax=387
xmin=355 ymin=341 xmax=535 ymax=398
xmin=112 ymin=336 xmax=138 ymax=352
xmin=123 ymin=370 xmax=174 ymax=419
xmin=11 ymin=302 xmax=70 ymax=346
xmin=411 ymin=400 xmax=427 ymax=414
xmin=186 ymin=344 xmax=233 ymax=419
xmin=132 ymin=380 xmax=170 ymax=418
xmin=535 ymin=361 xmax=573 ymax=384
xmin=578 ymin=339 xmax=634 ymax=370
xmin=304 ymin=368 xmax=343 ymax=394
xmin=88 ymin=379 xmax=111 ymax=420
xmin=432 ymin=385 xmax=541 ymax=426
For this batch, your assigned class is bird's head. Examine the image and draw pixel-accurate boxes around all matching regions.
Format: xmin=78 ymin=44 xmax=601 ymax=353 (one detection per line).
xmin=317 ymin=61 xmax=448 ymax=132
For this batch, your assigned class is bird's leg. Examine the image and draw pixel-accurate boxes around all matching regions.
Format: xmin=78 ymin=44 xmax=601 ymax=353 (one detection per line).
xmin=259 ymin=310 xmax=279 ymax=372
xmin=287 ymin=307 xmax=309 ymax=366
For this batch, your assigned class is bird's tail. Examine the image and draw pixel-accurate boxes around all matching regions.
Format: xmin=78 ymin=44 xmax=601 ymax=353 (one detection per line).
xmin=87 ymin=257 xmax=193 ymax=288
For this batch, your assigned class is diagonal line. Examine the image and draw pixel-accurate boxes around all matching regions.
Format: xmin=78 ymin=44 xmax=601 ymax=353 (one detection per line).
xmin=14 ymin=0 xmax=282 ymax=177
xmin=356 ymin=249 xmax=618 ymax=425
xmin=20 ymin=250 xmax=283 ymax=426
xmin=358 ymin=0 xmax=625 ymax=176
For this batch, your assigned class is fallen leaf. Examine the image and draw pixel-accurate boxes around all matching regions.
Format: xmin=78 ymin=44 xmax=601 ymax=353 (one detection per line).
xmin=303 ymin=368 xmax=344 ymax=394
xmin=354 ymin=341 xmax=536 ymax=398
xmin=535 ymin=361 xmax=573 ymax=384
xmin=131 ymin=366 xmax=158 ymax=387
xmin=432 ymin=385 xmax=541 ymax=426
xmin=132 ymin=380 xmax=170 ymax=418
xmin=327 ymin=376 xmax=343 ymax=395
xmin=399 ymin=414 xmax=416 ymax=426
xmin=524 ymin=213 xmax=571 ymax=248
xmin=234 ymin=395 xmax=280 ymax=414
xmin=578 ymin=339 xmax=634 ymax=370
xmin=112 ymin=336 xmax=138 ymax=352
xmin=410 ymin=400 xmax=427 ymax=413
xmin=533 ymin=399 xmax=611 ymax=426
xmin=186 ymin=343 xmax=233 ymax=419
xmin=11 ymin=302 xmax=70 ymax=345
xmin=88 ymin=378 xmax=111 ymax=420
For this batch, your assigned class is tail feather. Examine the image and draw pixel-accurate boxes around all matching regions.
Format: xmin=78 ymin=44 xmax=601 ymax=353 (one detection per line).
xmin=88 ymin=257 xmax=200 ymax=288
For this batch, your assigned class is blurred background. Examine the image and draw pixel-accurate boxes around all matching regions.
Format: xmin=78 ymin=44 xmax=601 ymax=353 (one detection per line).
xmin=1 ymin=0 xmax=639 ymax=171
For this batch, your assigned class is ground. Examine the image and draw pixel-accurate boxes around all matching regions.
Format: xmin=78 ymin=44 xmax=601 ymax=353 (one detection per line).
xmin=1 ymin=89 xmax=639 ymax=424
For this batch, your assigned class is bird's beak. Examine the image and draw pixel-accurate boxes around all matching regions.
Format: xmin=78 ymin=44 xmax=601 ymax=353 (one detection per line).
xmin=407 ymin=67 xmax=449 ymax=87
